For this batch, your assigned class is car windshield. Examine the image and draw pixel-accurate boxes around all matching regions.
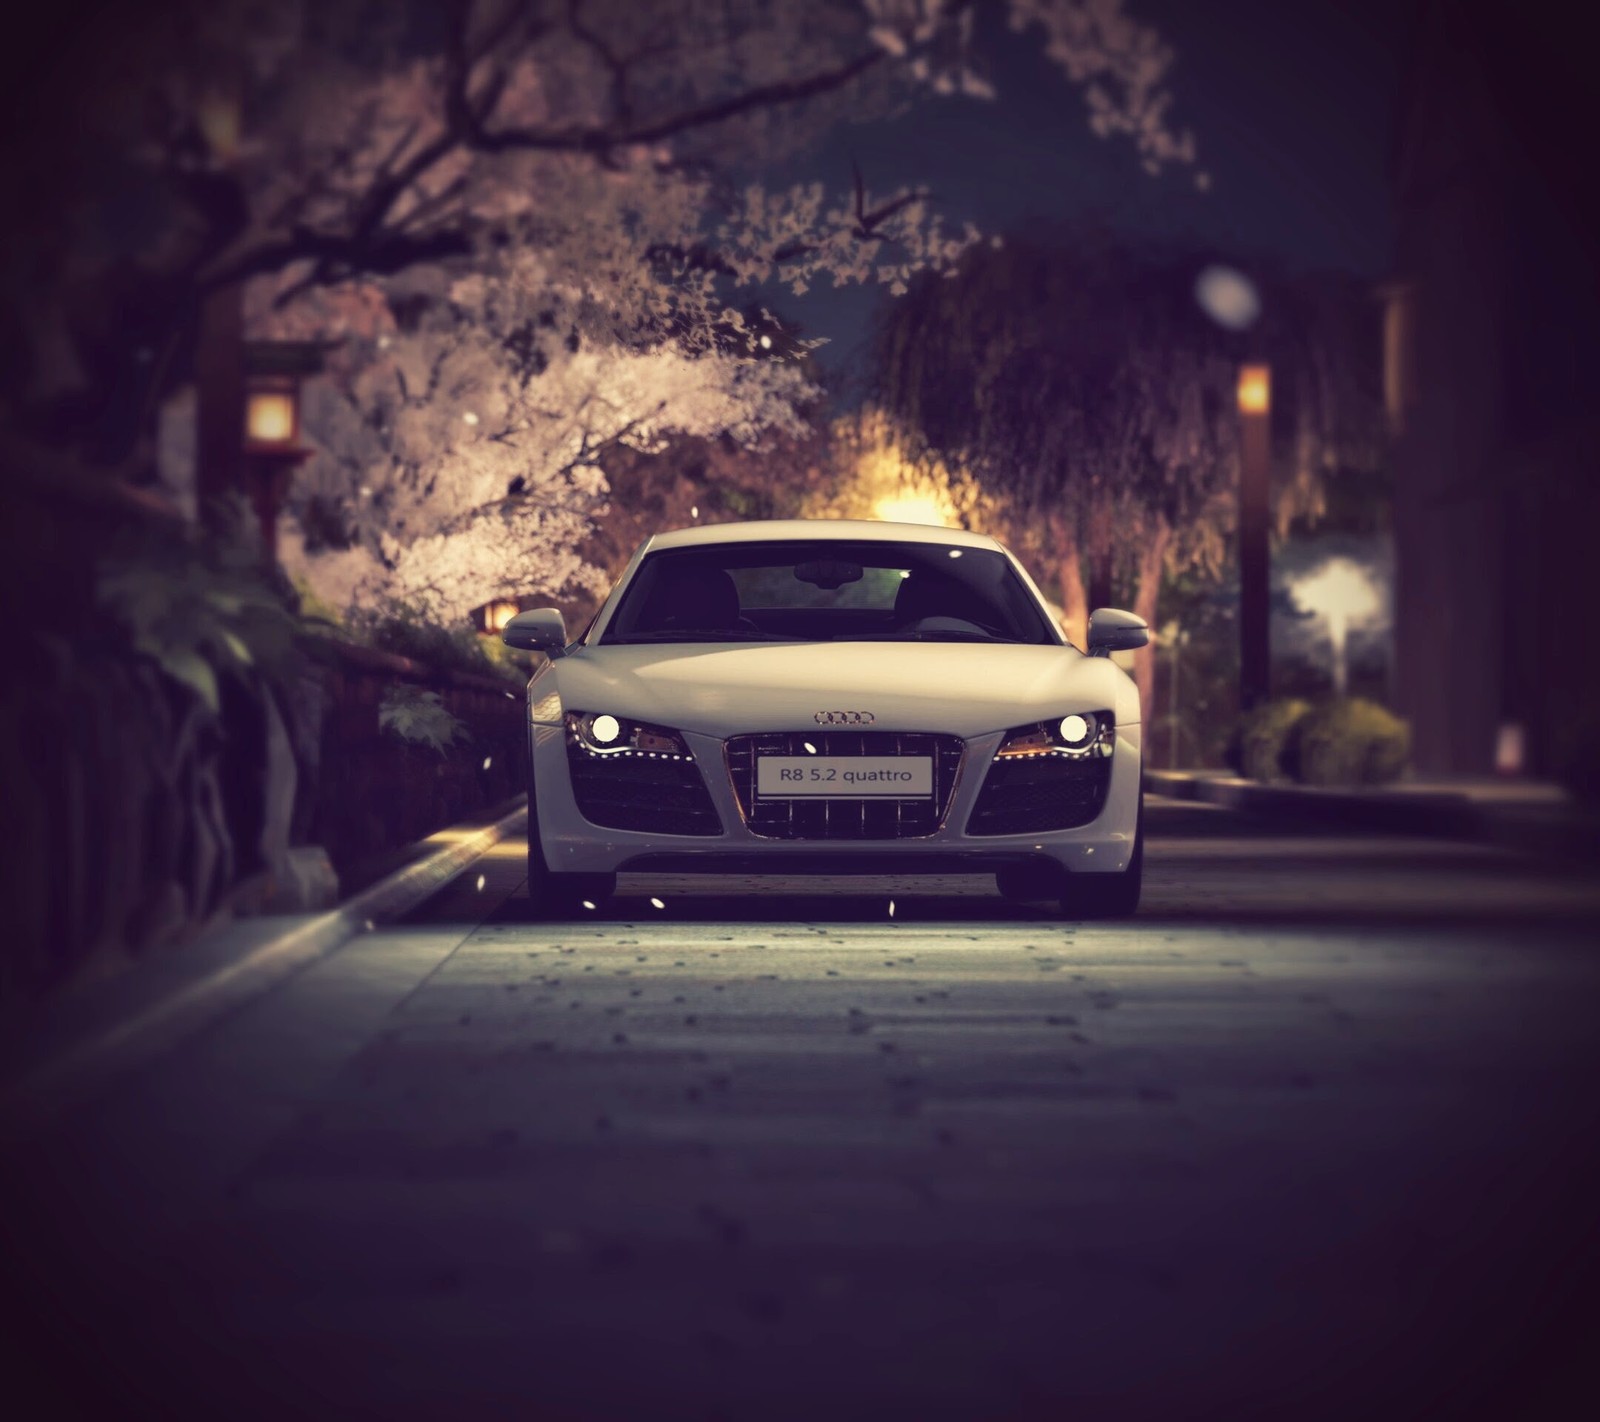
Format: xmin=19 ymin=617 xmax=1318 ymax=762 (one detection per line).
xmin=599 ymin=539 xmax=1058 ymax=646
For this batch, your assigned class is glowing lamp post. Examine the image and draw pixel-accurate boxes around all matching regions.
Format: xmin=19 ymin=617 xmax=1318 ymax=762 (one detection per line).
xmin=241 ymin=342 xmax=325 ymax=563
xmin=1237 ymin=361 xmax=1272 ymax=711
xmin=1291 ymin=557 xmax=1381 ymax=698
xmin=480 ymin=599 xmax=520 ymax=634
xmin=1194 ymin=266 xmax=1272 ymax=713
xmin=872 ymin=493 xmax=949 ymax=527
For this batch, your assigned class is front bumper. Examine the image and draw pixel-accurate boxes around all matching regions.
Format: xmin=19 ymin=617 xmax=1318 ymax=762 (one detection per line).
xmin=532 ymin=721 xmax=1142 ymax=877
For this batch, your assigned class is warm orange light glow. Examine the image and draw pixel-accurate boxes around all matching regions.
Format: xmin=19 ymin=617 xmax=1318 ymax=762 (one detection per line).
xmin=1237 ymin=363 xmax=1271 ymax=416
xmin=197 ymin=90 xmax=240 ymax=163
xmin=486 ymin=599 xmax=519 ymax=631
xmin=246 ymin=391 xmax=296 ymax=444
xmin=873 ymin=494 xmax=948 ymax=526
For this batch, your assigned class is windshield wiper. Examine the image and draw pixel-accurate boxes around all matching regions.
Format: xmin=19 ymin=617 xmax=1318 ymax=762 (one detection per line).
xmin=606 ymin=629 xmax=789 ymax=644
xmin=848 ymin=629 xmax=1022 ymax=643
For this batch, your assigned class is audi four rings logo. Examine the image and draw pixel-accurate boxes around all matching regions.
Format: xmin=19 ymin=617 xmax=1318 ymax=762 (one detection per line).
xmin=814 ymin=710 xmax=875 ymax=725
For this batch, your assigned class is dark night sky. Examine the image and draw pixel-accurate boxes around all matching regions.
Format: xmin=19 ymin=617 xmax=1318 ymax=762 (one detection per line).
xmin=771 ymin=0 xmax=1414 ymax=377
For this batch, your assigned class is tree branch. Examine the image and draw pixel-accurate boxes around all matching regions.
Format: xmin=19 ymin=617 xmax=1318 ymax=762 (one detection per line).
xmin=468 ymin=47 xmax=886 ymax=153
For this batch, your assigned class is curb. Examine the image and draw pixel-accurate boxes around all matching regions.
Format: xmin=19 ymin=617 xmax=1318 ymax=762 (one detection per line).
xmin=0 ymin=800 xmax=528 ymax=1139
xmin=1145 ymin=769 xmax=1598 ymax=862
xmin=1145 ymin=769 xmax=1484 ymax=836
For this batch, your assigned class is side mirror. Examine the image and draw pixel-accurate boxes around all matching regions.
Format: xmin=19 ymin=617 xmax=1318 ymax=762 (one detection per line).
xmin=1087 ymin=607 xmax=1149 ymax=657
xmin=501 ymin=608 xmax=568 ymax=656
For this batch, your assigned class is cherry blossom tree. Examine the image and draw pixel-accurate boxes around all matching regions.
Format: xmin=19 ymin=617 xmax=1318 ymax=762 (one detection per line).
xmin=272 ymin=268 xmax=819 ymax=619
xmin=3 ymin=0 xmax=1196 ymax=482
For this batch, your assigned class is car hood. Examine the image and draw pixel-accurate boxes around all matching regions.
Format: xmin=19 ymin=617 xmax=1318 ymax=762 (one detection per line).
xmin=541 ymin=640 xmax=1139 ymax=738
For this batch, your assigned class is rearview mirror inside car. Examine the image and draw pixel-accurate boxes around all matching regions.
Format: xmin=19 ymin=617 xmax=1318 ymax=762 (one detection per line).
xmin=793 ymin=559 xmax=864 ymax=590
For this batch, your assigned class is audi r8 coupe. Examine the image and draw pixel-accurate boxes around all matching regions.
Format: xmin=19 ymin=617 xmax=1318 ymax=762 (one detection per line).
xmin=502 ymin=520 xmax=1150 ymax=918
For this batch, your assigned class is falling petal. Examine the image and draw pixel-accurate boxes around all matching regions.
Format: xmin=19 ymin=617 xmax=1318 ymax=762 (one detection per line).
xmin=650 ymin=897 xmax=666 ymax=910
xmin=482 ymin=756 xmax=492 ymax=770
xmin=476 ymin=874 xmax=486 ymax=891
xmin=581 ymin=900 xmax=596 ymax=911
xmin=888 ymin=900 xmax=896 ymax=918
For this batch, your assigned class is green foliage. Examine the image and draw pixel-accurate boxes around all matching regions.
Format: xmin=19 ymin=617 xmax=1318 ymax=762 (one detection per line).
xmin=1228 ymin=698 xmax=1312 ymax=782
xmin=97 ymin=524 xmax=302 ymax=712
xmin=1153 ymin=563 xmax=1240 ymax=769
xmin=477 ymin=633 xmax=537 ymax=677
xmin=378 ymin=684 xmax=469 ymax=754
xmin=1285 ymin=698 xmax=1410 ymax=787
xmin=351 ymin=599 xmax=518 ymax=682
xmin=291 ymin=576 xmax=347 ymax=634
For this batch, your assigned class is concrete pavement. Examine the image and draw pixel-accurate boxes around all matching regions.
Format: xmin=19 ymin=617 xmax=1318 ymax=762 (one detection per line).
xmin=3 ymin=797 xmax=1598 ymax=1420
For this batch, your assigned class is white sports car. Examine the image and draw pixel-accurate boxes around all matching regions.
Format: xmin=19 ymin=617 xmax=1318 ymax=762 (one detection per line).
xmin=502 ymin=520 xmax=1150 ymax=918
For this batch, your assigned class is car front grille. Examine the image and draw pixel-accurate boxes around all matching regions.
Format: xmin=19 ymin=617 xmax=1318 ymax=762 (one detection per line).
xmin=725 ymin=731 xmax=965 ymax=840
xmin=566 ymin=749 xmax=722 ymax=836
xmin=966 ymin=753 xmax=1112 ymax=834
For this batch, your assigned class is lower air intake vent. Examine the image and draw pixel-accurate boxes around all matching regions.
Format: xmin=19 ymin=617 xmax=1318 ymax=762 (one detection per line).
xmin=566 ymin=749 xmax=721 ymax=835
xmin=967 ymin=755 xmax=1112 ymax=834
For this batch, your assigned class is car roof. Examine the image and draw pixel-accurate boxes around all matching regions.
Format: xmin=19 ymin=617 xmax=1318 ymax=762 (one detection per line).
xmin=645 ymin=519 xmax=1006 ymax=552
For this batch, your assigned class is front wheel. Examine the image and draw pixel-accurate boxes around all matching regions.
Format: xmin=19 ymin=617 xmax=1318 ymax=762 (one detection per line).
xmin=1059 ymin=795 xmax=1143 ymax=919
xmin=526 ymin=776 xmax=614 ymax=919
xmin=527 ymin=851 xmax=614 ymax=920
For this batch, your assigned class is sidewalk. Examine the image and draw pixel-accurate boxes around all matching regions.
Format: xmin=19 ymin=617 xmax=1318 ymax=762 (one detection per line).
xmin=0 ymin=800 xmax=528 ymax=1138
xmin=1145 ymin=767 xmax=1600 ymax=864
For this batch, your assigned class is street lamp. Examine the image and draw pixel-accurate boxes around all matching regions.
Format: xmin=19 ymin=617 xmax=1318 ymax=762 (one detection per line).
xmin=241 ymin=341 xmax=326 ymax=562
xmin=1194 ymin=267 xmax=1271 ymax=714
xmin=1237 ymin=361 xmax=1272 ymax=711
xmin=479 ymin=599 xmax=520 ymax=633
xmin=873 ymin=492 xmax=949 ymax=526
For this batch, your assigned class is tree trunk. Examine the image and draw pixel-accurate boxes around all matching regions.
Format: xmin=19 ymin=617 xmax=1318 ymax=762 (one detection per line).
xmin=1085 ymin=501 xmax=1114 ymax=615
xmin=1131 ymin=524 xmax=1172 ymax=725
xmin=1057 ymin=541 xmax=1088 ymax=650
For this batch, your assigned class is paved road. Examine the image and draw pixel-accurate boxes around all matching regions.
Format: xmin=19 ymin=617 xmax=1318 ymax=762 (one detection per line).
xmin=5 ymin=798 xmax=1600 ymax=1420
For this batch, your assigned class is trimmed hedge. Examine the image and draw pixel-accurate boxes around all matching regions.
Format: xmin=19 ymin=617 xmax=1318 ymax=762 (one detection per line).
xmin=1228 ymin=698 xmax=1313 ymax=782
xmin=1286 ymin=698 xmax=1410 ymax=787
xmin=1228 ymin=696 xmax=1410 ymax=787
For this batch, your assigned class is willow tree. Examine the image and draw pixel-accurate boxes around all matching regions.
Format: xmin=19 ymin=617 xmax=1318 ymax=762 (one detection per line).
xmin=874 ymin=230 xmax=1380 ymax=711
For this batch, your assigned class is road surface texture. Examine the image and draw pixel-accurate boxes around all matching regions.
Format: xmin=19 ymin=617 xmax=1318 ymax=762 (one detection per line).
xmin=4 ymin=797 xmax=1599 ymax=1421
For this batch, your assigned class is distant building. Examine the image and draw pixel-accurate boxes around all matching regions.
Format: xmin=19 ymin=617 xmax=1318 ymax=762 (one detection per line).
xmin=1387 ymin=0 xmax=1599 ymax=779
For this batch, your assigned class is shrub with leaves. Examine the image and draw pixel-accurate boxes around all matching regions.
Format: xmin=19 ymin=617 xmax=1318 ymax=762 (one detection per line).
xmin=352 ymin=599 xmax=517 ymax=682
xmin=378 ymin=684 xmax=469 ymax=755
xmin=1286 ymin=698 xmax=1410 ymax=787
xmin=96 ymin=521 xmax=303 ymax=712
xmin=1228 ymin=698 xmax=1313 ymax=782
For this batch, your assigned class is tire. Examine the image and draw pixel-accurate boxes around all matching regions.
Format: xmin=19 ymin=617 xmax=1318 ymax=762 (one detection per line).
xmin=996 ymin=863 xmax=1068 ymax=901
xmin=525 ymin=773 xmax=614 ymax=919
xmin=1059 ymin=792 xmax=1143 ymax=919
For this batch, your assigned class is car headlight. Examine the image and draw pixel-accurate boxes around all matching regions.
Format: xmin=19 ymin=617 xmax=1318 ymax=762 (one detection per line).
xmin=994 ymin=710 xmax=1114 ymax=760
xmin=566 ymin=711 xmax=693 ymax=759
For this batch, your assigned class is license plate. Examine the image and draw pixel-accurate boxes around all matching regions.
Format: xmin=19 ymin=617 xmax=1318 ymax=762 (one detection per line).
xmin=755 ymin=756 xmax=933 ymax=799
